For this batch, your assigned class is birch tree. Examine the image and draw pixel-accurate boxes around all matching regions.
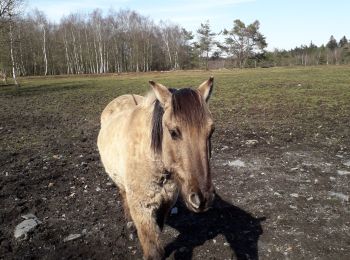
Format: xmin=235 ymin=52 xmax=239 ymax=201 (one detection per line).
xmin=0 ymin=0 xmax=24 ymax=85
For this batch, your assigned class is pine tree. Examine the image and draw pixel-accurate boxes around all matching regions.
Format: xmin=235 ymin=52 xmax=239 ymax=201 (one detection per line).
xmin=196 ymin=20 xmax=216 ymax=70
xmin=339 ymin=36 xmax=348 ymax=48
xmin=326 ymin=35 xmax=338 ymax=50
xmin=222 ymin=19 xmax=267 ymax=68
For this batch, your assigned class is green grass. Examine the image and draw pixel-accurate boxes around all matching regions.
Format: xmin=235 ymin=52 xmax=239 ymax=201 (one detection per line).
xmin=1 ymin=66 xmax=349 ymax=154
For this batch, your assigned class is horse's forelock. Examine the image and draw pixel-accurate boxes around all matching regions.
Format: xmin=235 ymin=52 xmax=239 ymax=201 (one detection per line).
xmin=171 ymin=88 xmax=205 ymax=127
xmin=151 ymin=88 xmax=205 ymax=154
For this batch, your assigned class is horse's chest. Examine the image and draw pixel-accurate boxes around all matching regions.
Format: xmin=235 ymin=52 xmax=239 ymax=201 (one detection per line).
xmin=147 ymin=175 xmax=179 ymax=206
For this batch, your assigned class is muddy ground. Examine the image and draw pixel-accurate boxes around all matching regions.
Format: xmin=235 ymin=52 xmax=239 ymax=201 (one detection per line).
xmin=0 ymin=72 xmax=350 ymax=260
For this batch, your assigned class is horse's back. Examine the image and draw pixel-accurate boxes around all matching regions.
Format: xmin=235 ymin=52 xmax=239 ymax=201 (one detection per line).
xmin=100 ymin=94 xmax=144 ymax=127
xmin=98 ymin=94 xmax=144 ymax=190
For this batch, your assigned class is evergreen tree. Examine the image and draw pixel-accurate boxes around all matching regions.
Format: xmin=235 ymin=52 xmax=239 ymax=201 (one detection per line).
xmin=326 ymin=35 xmax=338 ymax=50
xmin=326 ymin=35 xmax=338 ymax=64
xmin=222 ymin=19 xmax=267 ymax=68
xmin=196 ymin=20 xmax=216 ymax=70
xmin=339 ymin=36 xmax=348 ymax=48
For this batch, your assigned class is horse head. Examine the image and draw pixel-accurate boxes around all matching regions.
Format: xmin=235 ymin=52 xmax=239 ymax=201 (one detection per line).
xmin=150 ymin=77 xmax=215 ymax=213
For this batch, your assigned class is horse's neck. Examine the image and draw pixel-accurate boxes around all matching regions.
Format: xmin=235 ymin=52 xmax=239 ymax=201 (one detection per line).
xmin=134 ymin=104 xmax=166 ymax=174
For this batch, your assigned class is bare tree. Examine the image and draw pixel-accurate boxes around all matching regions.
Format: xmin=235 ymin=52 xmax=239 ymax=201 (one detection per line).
xmin=0 ymin=0 xmax=24 ymax=86
xmin=0 ymin=7 xmax=203 ymax=75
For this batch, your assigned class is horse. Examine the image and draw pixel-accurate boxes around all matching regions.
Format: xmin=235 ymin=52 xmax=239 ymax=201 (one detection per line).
xmin=97 ymin=77 xmax=216 ymax=259
xmin=100 ymin=94 xmax=144 ymax=126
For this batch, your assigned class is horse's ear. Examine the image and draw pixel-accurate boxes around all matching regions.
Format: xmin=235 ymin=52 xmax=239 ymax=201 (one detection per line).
xmin=149 ymin=80 xmax=171 ymax=106
xmin=198 ymin=76 xmax=214 ymax=103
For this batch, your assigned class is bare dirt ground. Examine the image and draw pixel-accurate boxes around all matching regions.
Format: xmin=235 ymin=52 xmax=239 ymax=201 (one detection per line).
xmin=1 ymin=70 xmax=350 ymax=259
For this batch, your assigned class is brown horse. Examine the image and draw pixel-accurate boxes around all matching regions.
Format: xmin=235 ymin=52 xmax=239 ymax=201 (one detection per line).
xmin=97 ymin=77 xmax=216 ymax=259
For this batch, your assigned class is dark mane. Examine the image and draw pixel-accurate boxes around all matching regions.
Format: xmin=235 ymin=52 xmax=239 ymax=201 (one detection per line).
xmin=151 ymin=88 xmax=205 ymax=153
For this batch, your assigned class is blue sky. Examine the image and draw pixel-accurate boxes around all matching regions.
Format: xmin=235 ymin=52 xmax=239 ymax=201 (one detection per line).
xmin=26 ymin=0 xmax=349 ymax=51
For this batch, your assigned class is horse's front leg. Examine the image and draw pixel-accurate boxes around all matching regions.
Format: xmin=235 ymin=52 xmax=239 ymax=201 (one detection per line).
xmin=129 ymin=200 xmax=167 ymax=260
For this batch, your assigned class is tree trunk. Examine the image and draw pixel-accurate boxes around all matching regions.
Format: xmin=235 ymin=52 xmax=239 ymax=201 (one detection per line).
xmin=43 ymin=26 xmax=48 ymax=75
xmin=9 ymin=23 xmax=19 ymax=87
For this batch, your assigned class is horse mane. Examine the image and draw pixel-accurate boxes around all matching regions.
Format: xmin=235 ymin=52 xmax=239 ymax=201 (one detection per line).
xmin=151 ymin=88 xmax=205 ymax=153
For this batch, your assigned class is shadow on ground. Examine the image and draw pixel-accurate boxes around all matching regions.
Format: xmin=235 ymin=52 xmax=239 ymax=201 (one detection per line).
xmin=0 ymin=82 xmax=89 ymax=96
xmin=165 ymin=194 xmax=265 ymax=260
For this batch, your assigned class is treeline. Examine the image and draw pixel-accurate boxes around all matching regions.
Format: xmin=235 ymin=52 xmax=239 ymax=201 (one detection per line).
xmin=1 ymin=0 xmax=350 ymax=82
xmin=263 ymin=36 xmax=350 ymax=67
xmin=0 ymin=9 xmax=196 ymax=76
xmin=0 ymin=0 xmax=267 ymax=79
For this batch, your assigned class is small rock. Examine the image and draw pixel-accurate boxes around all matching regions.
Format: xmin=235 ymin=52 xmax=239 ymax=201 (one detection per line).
xmin=81 ymin=162 xmax=88 ymax=167
xmin=290 ymin=167 xmax=299 ymax=171
xmin=48 ymin=182 xmax=54 ymax=188
xmin=226 ymin=159 xmax=245 ymax=167
xmin=307 ymin=197 xmax=313 ymax=201
xmin=330 ymin=176 xmax=336 ymax=181
xmin=290 ymin=193 xmax=299 ymax=198
xmin=129 ymin=233 xmax=134 ymax=241
xmin=329 ymin=192 xmax=349 ymax=202
xmin=223 ymin=242 xmax=229 ymax=247
xmin=14 ymin=214 xmax=41 ymax=239
xmin=337 ymin=170 xmax=350 ymax=176
xmin=52 ymin=155 xmax=62 ymax=159
xmin=221 ymin=145 xmax=229 ymax=150
xmin=96 ymin=187 xmax=101 ymax=192
xmin=274 ymin=192 xmax=281 ymax=197
xmin=170 ymin=207 xmax=178 ymax=215
xmin=245 ymin=139 xmax=258 ymax=147
xmin=63 ymin=234 xmax=82 ymax=242
xmin=106 ymin=182 xmax=113 ymax=186
xmin=343 ymin=160 xmax=350 ymax=167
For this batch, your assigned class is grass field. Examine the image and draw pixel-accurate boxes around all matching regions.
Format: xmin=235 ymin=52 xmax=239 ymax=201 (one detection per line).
xmin=1 ymin=66 xmax=350 ymax=259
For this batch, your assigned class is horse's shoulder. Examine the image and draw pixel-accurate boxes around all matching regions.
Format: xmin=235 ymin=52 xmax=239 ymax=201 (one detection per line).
xmin=101 ymin=94 xmax=144 ymax=127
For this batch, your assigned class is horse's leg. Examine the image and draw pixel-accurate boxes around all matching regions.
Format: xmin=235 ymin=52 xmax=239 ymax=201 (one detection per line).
xmin=119 ymin=189 xmax=132 ymax=222
xmin=129 ymin=202 xmax=165 ymax=260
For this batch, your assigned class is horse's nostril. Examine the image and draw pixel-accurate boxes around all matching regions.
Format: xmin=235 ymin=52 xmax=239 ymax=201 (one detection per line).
xmin=188 ymin=193 xmax=201 ymax=209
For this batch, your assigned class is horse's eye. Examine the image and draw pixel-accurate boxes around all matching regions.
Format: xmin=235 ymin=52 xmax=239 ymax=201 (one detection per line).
xmin=169 ymin=129 xmax=180 ymax=140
